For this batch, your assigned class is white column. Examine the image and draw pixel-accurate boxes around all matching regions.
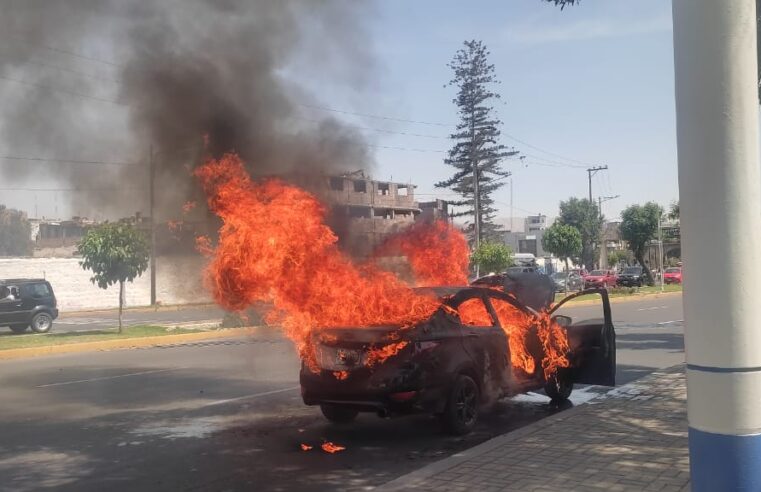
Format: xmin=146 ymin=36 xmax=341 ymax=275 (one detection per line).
xmin=672 ymin=0 xmax=761 ymax=489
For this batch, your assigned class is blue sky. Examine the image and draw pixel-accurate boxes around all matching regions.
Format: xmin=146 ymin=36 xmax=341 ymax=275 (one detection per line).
xmin=308 ymin=0 xmax=678 ymax=225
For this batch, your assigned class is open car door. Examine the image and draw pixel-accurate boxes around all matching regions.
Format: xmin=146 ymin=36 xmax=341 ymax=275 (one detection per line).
xmin=550 ymin=288 xmax=616 ymax=387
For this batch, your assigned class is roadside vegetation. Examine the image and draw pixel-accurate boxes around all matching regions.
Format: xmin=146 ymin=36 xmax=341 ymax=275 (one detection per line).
xmin=555 ymin=283 xmax=682 ymax=303
xmin=0 ymin=325 xmax=199 ymax=351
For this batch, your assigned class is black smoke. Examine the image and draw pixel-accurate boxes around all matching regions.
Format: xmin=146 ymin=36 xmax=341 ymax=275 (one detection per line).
xmin=0 ymin=0 xmax=375 ymax=219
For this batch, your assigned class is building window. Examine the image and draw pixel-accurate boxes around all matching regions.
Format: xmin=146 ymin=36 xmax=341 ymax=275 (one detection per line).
xmin=377 ymin=182 xmax=390 ymax=195
xmin=397 ymin=185 xmax=409 ymax=196
xmin=353 ymin=180 xmax=367 ymax=193
xmin=348 ymin=207 xmax=370 ymax=218
xmin=330 ymin=177 xmax=344 ymax=191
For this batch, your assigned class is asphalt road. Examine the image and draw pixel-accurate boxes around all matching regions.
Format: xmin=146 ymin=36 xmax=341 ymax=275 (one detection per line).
xmin=0 ymin=294 xmax=683 ymax=492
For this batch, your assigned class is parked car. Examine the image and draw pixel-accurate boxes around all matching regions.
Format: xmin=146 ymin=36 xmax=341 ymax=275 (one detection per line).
xmin=663 ymin=267 xmax=683 ymax=284
xmin=0 ymin=279 xmax=58 ymax=334
xmin=570 ymin=268 xmax=589 ymax=279
xmin=583 ymin=270 xmax=618 ymax=289
xmin=300 ymin=286 xmax=616 ymax=435
xmin=550 ymin=272 xmax=584 ymax=293
xmin=471 ymin=271 xmax=555 ymax=311
xmin=617 ymin=266 xmax=646 ymax=287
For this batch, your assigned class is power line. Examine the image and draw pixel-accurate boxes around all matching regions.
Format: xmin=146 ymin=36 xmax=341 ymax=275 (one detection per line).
xmin=297 ymin=117 xmax=445 ymax=139
xmin=0 ymin=155 xmax=141 ymax=166
xmin=3 ymin=34 xmax=122 ymax=68
xmin=0 ymin=75 xmax=125 ymax=106
xmin=0 ymin=56 xmax=120 ymax=83
xmin=298 ymin=103 xmax=453 ymax=127
xmin=501 ymin=132 xmax=595 ymax=167
xmin=367 ymin=143 xmax=446 ymax=153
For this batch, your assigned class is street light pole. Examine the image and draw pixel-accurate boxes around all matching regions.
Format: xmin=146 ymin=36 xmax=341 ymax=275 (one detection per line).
xmin=673 ymin=1 xmax=761 ymax=489
xmin=149 ymin=146 xmax=157 ymax=306
xmin=657 ymin=213 xmax=664 ymax=293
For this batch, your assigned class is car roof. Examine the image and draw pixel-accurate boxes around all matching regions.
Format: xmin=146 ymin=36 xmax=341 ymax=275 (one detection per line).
xmin=0 ymin=278 xmax=48 ymax=285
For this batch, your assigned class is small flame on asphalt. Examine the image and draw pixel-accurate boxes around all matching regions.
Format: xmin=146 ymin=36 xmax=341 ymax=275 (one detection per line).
xmin=321 ymin=441 xmax=346 ymax=453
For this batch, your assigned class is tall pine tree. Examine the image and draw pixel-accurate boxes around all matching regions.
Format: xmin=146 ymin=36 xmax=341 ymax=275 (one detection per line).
xmin=436 ymin=40 xmax=517 ymax=245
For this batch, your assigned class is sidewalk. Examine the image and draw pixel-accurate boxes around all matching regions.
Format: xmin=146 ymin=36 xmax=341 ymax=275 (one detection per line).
xmin=381 ymin=365 xmax=689 ymax=492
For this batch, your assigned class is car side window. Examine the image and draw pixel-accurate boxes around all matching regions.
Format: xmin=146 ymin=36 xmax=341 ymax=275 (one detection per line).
xmin=489 ymin=297 xmax=528 ymax=334
xmin=456 ymin=297 xmax=494 ymax=327
xmin=32 ymin=283 xmax=51 ymax=297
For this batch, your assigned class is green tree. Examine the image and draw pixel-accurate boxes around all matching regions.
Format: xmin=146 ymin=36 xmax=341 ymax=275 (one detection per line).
xmin=607 ymin=250 xmax=628 ymax=268
xmin=668 ymin=200 xmax=680 ymax=222
xmin=436 ymin=40 xmax=518 ymax=244
xmin=0 ymin=205 xmax=32 ymax=257
xmin=620 ymin=202 xmax=663 ymax=286
xmin=542 ymin=222 xmax=582 ymax=277
xmin=78 ymin=222 xmax=150 ymax=332
xmin=471 ymin=241 xmax=514 ymax=274
xmin=556 ymin=198 xmax=603 ymax=271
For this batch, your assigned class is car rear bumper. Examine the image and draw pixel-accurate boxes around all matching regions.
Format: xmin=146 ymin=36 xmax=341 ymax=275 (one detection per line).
xmin=617 ymin=278 xmax=640 ymax=286
xmin=300 ymin=367 xmax=448 ymax=415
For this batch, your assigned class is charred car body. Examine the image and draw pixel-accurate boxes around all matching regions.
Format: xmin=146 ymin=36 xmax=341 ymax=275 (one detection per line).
xmin=300 ymin=286 xmax=615 ymax=435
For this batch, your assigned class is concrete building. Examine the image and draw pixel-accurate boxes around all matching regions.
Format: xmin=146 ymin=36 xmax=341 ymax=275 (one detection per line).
xmin=419 ymin=199 xmax=449 ymax=223
xmin=524 ymin=214 xmax=548 ymax=233
xmin=323 ymin=172 xmax=421 ymax=257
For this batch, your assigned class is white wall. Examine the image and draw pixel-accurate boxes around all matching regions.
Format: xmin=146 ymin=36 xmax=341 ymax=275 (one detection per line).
xmin=0 ymin=256 xmax=211 ymax=311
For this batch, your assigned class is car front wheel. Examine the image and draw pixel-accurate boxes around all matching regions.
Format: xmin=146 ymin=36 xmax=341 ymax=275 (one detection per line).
xmin=9 ymin=324 xmax=28 ymax=334
xmin=320 ymin=404 xmax=358 ymax=424
xmin=441 ymin=374 xmax=479 ymax=435
xmin=31 ymin=312 xmax=53 ymax=333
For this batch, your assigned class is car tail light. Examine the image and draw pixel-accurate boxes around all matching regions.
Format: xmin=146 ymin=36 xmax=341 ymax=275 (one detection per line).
xmin=315 ymin=344 xmax=365 ymax=371
xmin=389 ymin=391 xmax=417 ymax=402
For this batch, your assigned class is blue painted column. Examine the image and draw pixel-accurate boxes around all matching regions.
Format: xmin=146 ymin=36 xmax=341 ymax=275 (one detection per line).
xmin=672 ymin=1 xmax=761 ymax=490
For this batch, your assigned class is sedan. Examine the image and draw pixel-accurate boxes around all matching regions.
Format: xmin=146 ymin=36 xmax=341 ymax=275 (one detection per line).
xmin=550 ymin=272 xmax=584 ymax=292
xmin=663 ymin=267 xmax=683 ymax=284
xmin=300 ymin=286 xmax=616 ymax=435
xmin=583 ymin=270 xmax=618 ymax=289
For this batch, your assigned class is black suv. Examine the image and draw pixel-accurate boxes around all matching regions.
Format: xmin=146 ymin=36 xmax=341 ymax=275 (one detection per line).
xmin=617 ymin=266 xmax=645 ymax=287
xmin=0 ymin=279 xmax=58 ymax=334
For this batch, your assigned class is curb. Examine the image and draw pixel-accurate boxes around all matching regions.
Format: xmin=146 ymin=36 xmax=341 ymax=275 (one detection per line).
xmin=0 ymin=326 xmax=258 ymax=361
xmin=377 ymin=365 xmax=682 ymax=491
xmin=558 ymin=290 xmax=682 ymax=307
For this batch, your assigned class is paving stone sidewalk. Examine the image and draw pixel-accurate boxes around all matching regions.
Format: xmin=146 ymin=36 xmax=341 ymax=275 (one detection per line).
xmin=381 ymin=364 xmax=689 ymax=492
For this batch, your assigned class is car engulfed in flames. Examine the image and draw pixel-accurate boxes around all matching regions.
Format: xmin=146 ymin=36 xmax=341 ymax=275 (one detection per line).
xmin=301 ymin=286 xmax=615 ymax=435
xmin=194 ymin=153 xmax=615 ymax=436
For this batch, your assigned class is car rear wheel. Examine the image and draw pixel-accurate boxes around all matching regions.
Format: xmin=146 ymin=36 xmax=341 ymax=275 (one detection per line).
xmin=9 ymin=324 xmax=28 ymax=334
xmin=30 ymin=312 xmax=53 ymax=333
xmin=441 ymin=374 xmax=479 ymax=435
xmin=545 ymin=370 xmax=573 ymax=402
xmin=320 ymin=404 xmax=358 ymax=424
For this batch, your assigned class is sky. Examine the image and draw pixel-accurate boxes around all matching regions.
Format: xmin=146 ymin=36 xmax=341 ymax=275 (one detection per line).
xmin=0 ymin=0 xmax=679 ymax=223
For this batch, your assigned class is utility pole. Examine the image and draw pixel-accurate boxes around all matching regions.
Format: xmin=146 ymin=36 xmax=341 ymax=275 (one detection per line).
xmin=597 ymin=195 xmax=619 ymax=269
xmin=149 ymin=146 xmax=157 ymax=306
xmin=471 ymin=121 xmax=480 ymax=250
xmin=673 ymin=1 xmax=761 ymax=489
xmin=586 ymin=165 xmax=608 ymax=203
xmin=657 ymin=213 xmax=664 ymax=293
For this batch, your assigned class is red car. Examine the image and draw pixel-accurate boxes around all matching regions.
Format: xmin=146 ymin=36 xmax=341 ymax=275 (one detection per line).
xmin=583 ymin=269 xmax=618 ymax=289
xmin=663 ymin=267 xmax=683 ymax=284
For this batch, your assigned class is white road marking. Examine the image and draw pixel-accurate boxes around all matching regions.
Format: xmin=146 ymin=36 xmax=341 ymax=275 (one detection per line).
xmin=656 ymin=320 xmax=684 ymax=326
xmin=36 ymin=368 xmax=183 ymax=387
xmin=200 ymin=386 xmax=300 ymax=407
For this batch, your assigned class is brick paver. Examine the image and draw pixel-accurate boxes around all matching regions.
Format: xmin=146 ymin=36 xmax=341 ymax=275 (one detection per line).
xmin=381 ymin=365 xmax=689 ymax=491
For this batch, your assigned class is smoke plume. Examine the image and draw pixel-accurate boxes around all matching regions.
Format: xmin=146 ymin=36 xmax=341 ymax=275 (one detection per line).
xmin=0 ymin=0 xmax=376 ymax=219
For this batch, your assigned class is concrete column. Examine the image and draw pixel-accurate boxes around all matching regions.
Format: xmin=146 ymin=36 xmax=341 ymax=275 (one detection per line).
xmin=672 ymin=1 xmax=761 ymax=489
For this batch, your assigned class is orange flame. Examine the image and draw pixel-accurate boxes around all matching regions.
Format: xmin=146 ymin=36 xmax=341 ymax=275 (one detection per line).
xmin=195 ymin=154 xmax=441 ymax=368
xmin=195 ymin=153 xmax=569 ymax=381
xmin=321 ymin=441 xmax=346 ymax=453
xmin=183 ymin=200 xmax=197 ymax=213
xmin=376 ymin=221 xmax=469 ymax=285
xmin=300 ymin=444 xmax=313 ymax=451
xmin=167 ymin=219 xmax=182 ymax=232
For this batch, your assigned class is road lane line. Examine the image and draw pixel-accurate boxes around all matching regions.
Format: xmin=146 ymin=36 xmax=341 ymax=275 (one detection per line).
xmin=201 ymin=386 xmax=300 ymax=407
xmin=36 ymin=368 xmax=183 ymax=387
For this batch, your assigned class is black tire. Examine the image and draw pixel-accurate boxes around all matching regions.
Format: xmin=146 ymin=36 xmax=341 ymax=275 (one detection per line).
xmin=545 ymin=371 xmax=573 ymax=403
xmin=30 ymin=312 xmax=53 ymax=333
xmin=441 ymin=374 xmax=480 ymax=435
xmin=9 ymin=324 xmax=28 ymax=334
xmin=320 ymin=404 xmax=358 ymax=424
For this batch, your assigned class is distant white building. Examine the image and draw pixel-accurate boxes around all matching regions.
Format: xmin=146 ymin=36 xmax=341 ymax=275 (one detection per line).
xmin=525 ymin=214 xmax=548 ymax=233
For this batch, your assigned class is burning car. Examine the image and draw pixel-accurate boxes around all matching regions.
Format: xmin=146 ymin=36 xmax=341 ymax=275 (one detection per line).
xmin=300 ymin=286 xmax=615 ymax=435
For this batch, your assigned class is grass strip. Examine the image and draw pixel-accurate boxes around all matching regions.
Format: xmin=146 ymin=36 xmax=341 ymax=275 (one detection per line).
xmin=0 ymin=325 xmax=200 ymax=351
